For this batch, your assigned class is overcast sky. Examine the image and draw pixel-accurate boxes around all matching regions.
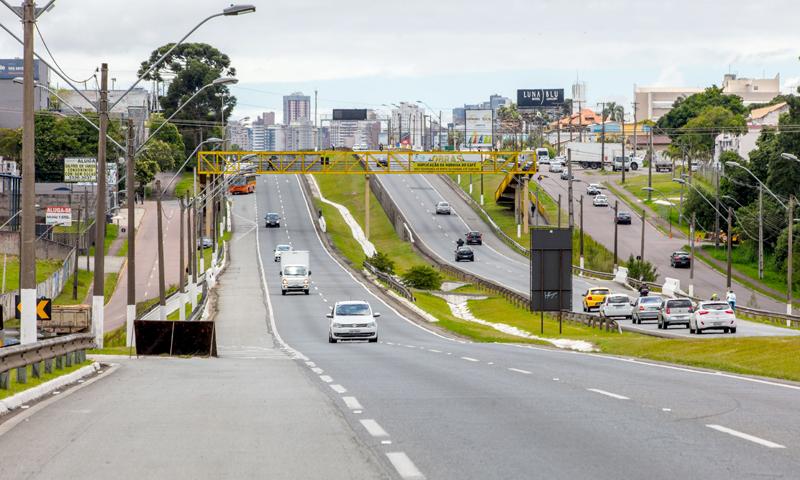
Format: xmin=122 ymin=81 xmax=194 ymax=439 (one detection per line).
xmin=1 ymin=0 xmax=799 ymax=122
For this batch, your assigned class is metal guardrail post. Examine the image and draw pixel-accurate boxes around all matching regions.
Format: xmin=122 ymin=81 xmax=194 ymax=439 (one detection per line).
xmin=44 ymin=357 xmax=53 ymax=374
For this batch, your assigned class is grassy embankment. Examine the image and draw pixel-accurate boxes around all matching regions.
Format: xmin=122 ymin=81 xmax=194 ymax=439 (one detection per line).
xmin=0 ymin=360 xmax=94 ymax=400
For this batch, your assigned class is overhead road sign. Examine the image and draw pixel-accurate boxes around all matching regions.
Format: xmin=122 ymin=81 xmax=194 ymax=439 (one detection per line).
xmin=518 ymin=89 xmax=565 ymax=108
xmin=198 ymin=151 xmax=535 ymax=175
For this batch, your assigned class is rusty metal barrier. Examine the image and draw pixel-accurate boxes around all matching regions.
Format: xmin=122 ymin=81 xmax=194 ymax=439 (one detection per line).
xmin=0 ymin=333 xmax=95 ymax=390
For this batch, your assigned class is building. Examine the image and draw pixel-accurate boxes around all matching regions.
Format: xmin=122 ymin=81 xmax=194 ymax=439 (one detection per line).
xmin=634 ymin=86 xmax=703 ymax=122
xmin=285 ymin=122 xmax=315 ymax=150
xmin=748 ymin=101 xmax=788 ymax=127
xmin=391 ymin=102 xmax=424 ymax=149
xmin=226 ymin=120 xmax=252 ymax=150
xmin=489 ymin=94 xmax=512 ymax=111
xmin=283 ymin=92 xmax=311 ymax=125
xmin=256 ymin=111 xmax=275 ymax=126
xmin=452 ymin=107 xmax=466 ymax=125
xmin=722 ymin=73 xmax=780 ymax=106
xmin=329 ymin=109 xmax=381 ymax=149
xmin=0 ymin=58 xmax=50 ymax=129
xmin=251 ymin=124 xmax=267 ymax=151
xmin=265 ymin=124 xmax=287 ymax=151
xmin=59 ymin=88 xmax=152 ymax=145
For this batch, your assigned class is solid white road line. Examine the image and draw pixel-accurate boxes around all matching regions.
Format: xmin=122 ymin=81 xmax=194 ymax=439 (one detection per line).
xmin=587 ymin=388 xmax=629 ymax=400
xmin=330 ymin=384 xmax=347 ymax=394
xmin=706 ymin=424 xmax=786 ymax=449
xmin=342 ymin=396 xmax=363 ymax=410
xmin=386 ymin=452 xmax=426 ymax=480
xmin=360 ymin=419 xmax=389 ymax=437
xmin=319 ymin=375 xmax=333 ymax=383
xmin=461 ymin=356 xmax=479 ymax=362
xmin=508 ymin=368 xmax=531 ymax=374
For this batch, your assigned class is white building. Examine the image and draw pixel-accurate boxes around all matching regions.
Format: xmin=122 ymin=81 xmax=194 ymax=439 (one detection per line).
xmin=391 ymin=102 xmax=424 ymax=149
xmin=283 ymin=92 xmax=311 ymax=125
xmin=722 ymin=73 xmax=781 ymax=107
xmin=748 ymin=102 xmax=789 ymax=128
xmin=285 ymin=122 xmax=315 ymax=151
xmin=266 ymin=125 xmax=287 ymax=151
xmin=226 ymin=120 xmax=251 ymax=150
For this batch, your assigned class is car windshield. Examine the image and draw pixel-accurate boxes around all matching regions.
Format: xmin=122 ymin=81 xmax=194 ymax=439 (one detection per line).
xmin=667 ymin=299 xmax=692 ymax=308
xmin=267 ymin=214 xmax=279 ymax=219
xmin=468 ymin=232 xmax=479 ymax=236
xmin=335 ymin=303 xmax=370 ymax=316
xmin=284 ymin=266 xmax=307 ymax=276
xmin=608 ymin=295 xmax=629 ymax=304
xmin=458 ymin=247 xmax=471 ymax=252
xmin=701 ymin=302 xmax=731 ymax=310
xmin=439 ymin=202 xmax=449 ymax=207
xmin=276 ymin=245 xmax=291 ymax=251
xmin=619 ymin=212 xmax=630 ymax=217
xmin=641 ymin=297 xmax=661 ymax=304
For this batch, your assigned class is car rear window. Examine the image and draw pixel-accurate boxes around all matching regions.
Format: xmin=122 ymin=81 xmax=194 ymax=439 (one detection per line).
xmin=640 ymin=297 xmax=661 ymax=304
xmin=666 ymin=299 xmax=692 ymax=308
xmin=608 ymin=295 xmax=628 ymax=303
xmin=701 ymin=302 xmax=731 ymax=311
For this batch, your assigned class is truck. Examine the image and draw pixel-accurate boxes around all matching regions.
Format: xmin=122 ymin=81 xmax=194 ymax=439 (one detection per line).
xmin=654 ymin=153 xmax=673 ymax=172
xmin=612 ymin=155 xmax=641 ymax=171
xmin=280 ymin=251 xmax=311 ymax=295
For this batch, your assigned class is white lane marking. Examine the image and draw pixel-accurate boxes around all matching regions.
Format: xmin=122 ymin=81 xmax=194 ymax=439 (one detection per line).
xmin=587 ymin=388 xmax=629 ymax=400
xmin=330 ymin=384 xmax=347 ymax=394
xmin=508 ymin=368 xmax=531 ymax=374
xmin=706 ymin=424 xmax=785 ymax=449
xmin=319 ymin=375 xmax=333 ymax=383
xmin=428 ymin=349 xmax=441 ymax=353
xmin=553 ymin=377 xmax=560 ymax=381
xmin=487 ymin=362 xmax=494 ymax=365
xmin=662 ymin=408 xmax=672 ymax=412
xmin=461 ymin=356 xmax=479 ymax=362
xmin=353 ymin=410 xmax=362 ymax=414
xmin=386 ymin=342 xmax=395 ymax=345
xmin=360 ymin=419 xmax=389 ymax=437
xmin=311 ymin=367 xmax=323 ymax=374
xmin=381 ymin=440 xmax=392 ymax=445
xmin=386 ymin=452 xmax=426 ymax=480
xmin=342 ymin=396 xmax=363 ymax=410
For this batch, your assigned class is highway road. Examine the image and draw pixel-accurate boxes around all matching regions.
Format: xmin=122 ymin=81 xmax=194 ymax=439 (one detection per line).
xmin=536 ymin=167 xmax=785 ymax=312
xmin=376 ymin=174 xmax=796 ymax=338
xmin=249 ymin=174 xmax=800 ymax=479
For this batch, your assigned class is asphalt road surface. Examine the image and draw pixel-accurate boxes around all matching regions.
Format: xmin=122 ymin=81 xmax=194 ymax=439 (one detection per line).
xmin=536 ymin=167 xmax=785 ymax=312
xmin=248 ymin=174 xmax=800 ymax=479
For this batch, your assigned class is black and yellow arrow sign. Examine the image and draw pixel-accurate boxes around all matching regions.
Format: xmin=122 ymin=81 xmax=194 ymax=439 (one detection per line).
xmin=14 ymin=296 xmax=51 ymax=321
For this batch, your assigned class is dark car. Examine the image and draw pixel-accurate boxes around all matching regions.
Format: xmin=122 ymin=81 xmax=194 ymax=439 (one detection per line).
xmin=670 ymin=251 xmax=691 ymax=268
xmin=465 ymin=231 xmax=482 ymax=245
xmin=264 ymin=213 xmax=281 ymax=228
xmin=197 ymin=237 xmax=212 ymax=250
xmin=615 ymin=211 xmax=632 ymax=224
xmin=455 ymin=246 xmax=474 ymax=262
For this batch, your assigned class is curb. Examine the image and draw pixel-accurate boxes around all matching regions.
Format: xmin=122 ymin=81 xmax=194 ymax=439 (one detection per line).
xmin=0 ymin=362 xmax=102 ymax=416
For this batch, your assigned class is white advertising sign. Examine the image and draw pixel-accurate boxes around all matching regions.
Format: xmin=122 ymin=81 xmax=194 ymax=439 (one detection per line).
xmin=46 ymin=206 xmax=72 ymax=227
xmin=465 ymin=109 xmax=493 ymax=148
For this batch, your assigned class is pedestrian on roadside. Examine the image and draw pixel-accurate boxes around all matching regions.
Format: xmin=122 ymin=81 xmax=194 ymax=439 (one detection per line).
xmin=726 ymin=289 xmax=737 ymax=312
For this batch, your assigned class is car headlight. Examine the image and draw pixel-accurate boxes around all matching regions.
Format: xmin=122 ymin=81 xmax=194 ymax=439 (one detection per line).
xmin=333 ymin=323 xmax=342 ymax=328
xmin=367 ymin=321 xmax=376 ymax=327
xmin=282 ymin=279 xmax=288 ymax=285
xmin=304 ymin=279 xmax=309 ymax=285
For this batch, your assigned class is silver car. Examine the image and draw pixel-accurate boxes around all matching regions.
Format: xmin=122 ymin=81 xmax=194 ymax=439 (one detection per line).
xmin=658 ymin=298 xmax=693 ymax=329
xmin=599 ymin=294 xmax=633 ymax=319
xmin=632 ymin=296 xmax=662 ymax=324
xmin=435 ymin=201 xmax=451 ymax=215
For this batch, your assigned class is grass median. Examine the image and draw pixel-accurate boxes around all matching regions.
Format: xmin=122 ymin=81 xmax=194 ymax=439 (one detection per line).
xmin=0 ymin=360 xmax=94 ymax=400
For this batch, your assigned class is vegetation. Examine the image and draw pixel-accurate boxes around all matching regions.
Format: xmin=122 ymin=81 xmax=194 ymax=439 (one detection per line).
xmin=625 ymin=255 xmax=658 ymax=282
xmin=174 ymin=171 xmax=195 ymax=198
xmin=401 ymin=266 xmax=443 ymax=290
xmin=366 ymin=251 xmax=395 ymax=274
xmin=0 ymin=360 xmax=93 ymax=400
xmin=0 ymin=256 xmax=64 ymax=294
xmin=53 ymin=269 xmax=92 ymax=305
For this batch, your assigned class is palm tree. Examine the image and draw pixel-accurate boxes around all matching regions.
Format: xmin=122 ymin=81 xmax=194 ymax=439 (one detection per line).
xmin=603 ymin=102 xmax=625 ymax=122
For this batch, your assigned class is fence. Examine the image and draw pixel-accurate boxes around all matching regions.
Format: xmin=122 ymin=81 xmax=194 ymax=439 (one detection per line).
xmin=0 ymin=247 xmax=76 ymax=321
xmin=363 ymin=261 xmax=415 ymax=301
xmin=0 ymin=333 xmax=94 ymax=390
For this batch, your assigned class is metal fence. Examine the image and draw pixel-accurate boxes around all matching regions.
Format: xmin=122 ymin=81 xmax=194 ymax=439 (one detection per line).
xmin=0 ymin=333 xmax=94 ymax=390
xmin=363 ymin=261 xmax=415 ymax=301
xmin=0 ymin=247 xmax=76 ymax=320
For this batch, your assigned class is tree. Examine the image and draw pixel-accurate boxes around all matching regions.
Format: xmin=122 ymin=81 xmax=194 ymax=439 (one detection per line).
xmin=401 ymin=266 xmax=442 ymax=290
xmin=719 ymin=151 xmax=759 ymax=207
xmin=497 ymin=104 xmax=523 ymax=148
xmin=134 ymin=154 xmax=158 ymax=186
xmin=676 ymin=106 xmax=746 ymax=159
xmin=138 ymin=43 xmax=237 ymax=155
xmin=602 ymin=102 xmax=624 ymax=122
xmin=365 ymin=251 xmax=395 ymax=274
xmin=774 ymin=223 xmax=800 ymax=288
xmin=657 ymin=86 xmax=747 ymax=133
xmin=0 ymin=128 xmax=21 ymax=162
xmin=148 ymin=113 xmax=185 ymax=169
xmin=767 ymin=95 xmax=800 ymax=197
xmin=683 ymin=186 xmax=718 ymax=233
xmin=625 ymin=255 xmax=658 ymax=282
xmin=139 ymin=139 xmax=176 ymax=172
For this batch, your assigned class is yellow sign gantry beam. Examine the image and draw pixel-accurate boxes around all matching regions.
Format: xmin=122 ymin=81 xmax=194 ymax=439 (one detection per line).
xmin=197 ymin=150 xmax=535 ymax=175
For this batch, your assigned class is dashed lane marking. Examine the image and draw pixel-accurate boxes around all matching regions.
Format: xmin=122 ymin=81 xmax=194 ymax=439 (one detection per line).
xmin=360 ymin=419 xmax=389 ymax=437
xmin=706 ymin=424 xmax=785 ymax=449
xmin=461 ymin=356 xmax=479 ymax=362
xmin=342 ymin=396 xmax=363 ymax=410
xmin=319 ymin=375 xmax=333 ymax=383
xmin=386 ymin=452 xmax=426 ymax=480
xmin=330 ymin=384 xmax=347 ymax=394
xmin=508 ymin=368 xmax=531 ymax=374
xmin=587 ymin=388 xmax=629 ymax=400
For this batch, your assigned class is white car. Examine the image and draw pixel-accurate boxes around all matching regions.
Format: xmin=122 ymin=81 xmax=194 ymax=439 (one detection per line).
xmin=435 ymin=201 xmax=451 ymax=215
xmin=274 ymin=244 xmax=292 ymax=262
xmin=599 ymin=294 xmax=633 ymax=319
xmin=548 ymin=162 xmax=564 ymax=173
xmin=328 ymin=300 xmax=380 ymax=343
xmin=593 ymin=194 xmax=609 ymax=207
xmin=690 ymin=301 xmax=737 ymax=334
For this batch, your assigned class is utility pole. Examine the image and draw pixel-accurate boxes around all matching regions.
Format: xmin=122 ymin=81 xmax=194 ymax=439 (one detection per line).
xmin=523 ymin=177 xmax=530 ymax=232
xmin=557 ymin=123 xmax=561 ymax=156
xmin=73 ymin=207 xmax=81 ymax=300
xmin=156 ymin=180 xmax=166 ymax=319
xmin=567 ymin=149 xmax=574 ymax=228
xmin=714 ymin=167 xmax=721 ymax=248
xmin=84 ymin=188 xmax=90 ymax=271
xmin=125 ymin=118 xmax=136 ymax=347
xmin=631 ymin=101 xmax=638 ymax=167
xmin=690 ymin=213 xmax=695 ymax=297
xmin=188 ymin=194 xmax=197 ymax=310
xmin=599 ymin=102 xmax=606 ymax=171
xmin=179 ymin=195 xmax=186 ymax=320
xmin=364 ymin=175 xmax=370 ymax=239
xmin=788 ymin=196 xmax=794 ymax=316
xmin=758 ymin=185 xmax=764 ymax=280
xmin=92 ymin=63 xmax=109 ymax=348
xmin=647 ymin=127 xmax=653 ymax=202
xmin=640 ymin=207 xmax=646 ymax=262
xmin=726 ymin=207 xmax=733 ymax=288
xmin=579 ymin=195 xmax=584 ymax=269
xmin=557 ymin=194 xmax=561 ymax=228
xmin=613 ymin=200 xmax=619 ymax=270
xmin=314 ymin=89 xmax=318 ymax=150
xmin=621 ymin=106 xmax=626 ymax=184
xmin=19 ymin=0 xmax=37 ymax=345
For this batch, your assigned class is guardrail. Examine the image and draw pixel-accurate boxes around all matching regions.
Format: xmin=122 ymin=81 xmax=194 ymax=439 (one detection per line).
xmin=0 ymin=333 xmax=94 ymax=389
xmin=363 ymin=261 xmax=415 ymax=302
xmin=561 ymin=311 xmax=618 ymax=332
xmin=735 ymin=306 xmax=800 ymax=329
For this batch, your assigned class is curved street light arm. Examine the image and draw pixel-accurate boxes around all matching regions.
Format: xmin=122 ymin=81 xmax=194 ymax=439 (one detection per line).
xmin=726 ymin=162 xmax=786 ymax=210
xmin=162 ymin=139 xmax=221 ymax=195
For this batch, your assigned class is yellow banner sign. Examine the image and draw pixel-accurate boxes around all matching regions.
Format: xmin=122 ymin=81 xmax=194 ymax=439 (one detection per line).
xmin=410 ymin=161 xmax=482 ymax=173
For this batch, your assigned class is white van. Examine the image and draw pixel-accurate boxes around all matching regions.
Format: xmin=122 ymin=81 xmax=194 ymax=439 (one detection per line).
xmin=280 ymin=251 xmax=311 ymax=295
xmin=536 ymin=147 xmax=551 ymax=165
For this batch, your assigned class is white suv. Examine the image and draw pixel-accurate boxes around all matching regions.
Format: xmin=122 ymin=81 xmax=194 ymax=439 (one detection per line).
xmin=328 ymin=301 xmax=380 ymax=343
xmin=274 ymin=244 xmax=291 ymax=262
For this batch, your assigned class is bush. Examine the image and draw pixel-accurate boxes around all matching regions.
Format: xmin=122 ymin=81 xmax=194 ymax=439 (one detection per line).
xmin=625 ymin=254 xmax=658 ymax=282
xmin=401 ymin=265 xmax=442 ymax=290
xmin=365 ymin=251 xmax=395 ymax=274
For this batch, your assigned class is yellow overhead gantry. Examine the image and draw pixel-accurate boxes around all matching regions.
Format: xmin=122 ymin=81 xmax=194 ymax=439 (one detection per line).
xmin=197 ymin=150 xmax=535 ymax=175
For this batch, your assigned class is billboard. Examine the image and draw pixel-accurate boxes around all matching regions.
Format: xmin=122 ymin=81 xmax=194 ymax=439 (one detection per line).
xmin=465 ymin=109 xmax=493 ymax=148
xmin=64 ymin=157 xmax=118 ymax=185
xmin=0 ymin=59 xmax=40 ymax=80
xmin=333 ymin=109 xmax=367 ymax=121
xmin=530 ymin=228 xmax=572 ymax=311
xmin=46 ymin=206 xmax=72 ymax=227
xmin=517 ymin=89 xmax=565 ymax=108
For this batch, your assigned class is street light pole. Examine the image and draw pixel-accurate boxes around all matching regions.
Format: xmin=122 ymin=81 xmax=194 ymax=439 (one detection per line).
xmin=788 ymin=196 xmax=795 ymax=316
xmin=613 ymin=200 xmax=619 ymax=270
xmin=726 ymin=207 xmax=733 ymax=289
xmin=18 ymin=0 xmax=37 ymax=345
xmin=579 ymin=195 xmax=584 ymax=269
xmin=92 ymin=63 xmax=109 ymax=348
xmin=125 ymin=118 xmax=136 ymax=347
xmin=690 ymin=213 xmax=695 ymax=297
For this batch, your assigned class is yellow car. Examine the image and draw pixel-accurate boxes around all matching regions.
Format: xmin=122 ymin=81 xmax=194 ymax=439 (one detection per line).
xmin=583 ymin=287 xmax=611 ymax=312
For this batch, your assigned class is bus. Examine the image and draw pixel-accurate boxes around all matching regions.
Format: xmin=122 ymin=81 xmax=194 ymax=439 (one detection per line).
xmin=228 ymin=174 xmax=256 ymax=194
